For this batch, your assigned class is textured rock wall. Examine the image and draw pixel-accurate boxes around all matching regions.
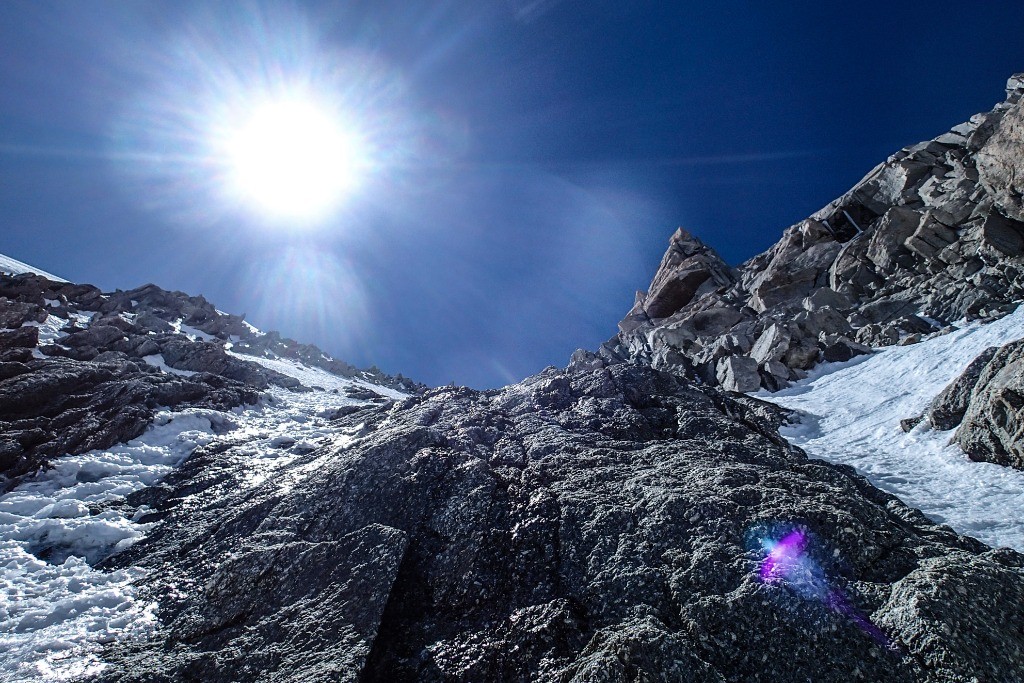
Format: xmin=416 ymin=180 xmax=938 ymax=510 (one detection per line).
xmin=913 ymin=337 xmax=1024 ymax=470
xmin=96 ymin=363 xmax=1024 ymax=682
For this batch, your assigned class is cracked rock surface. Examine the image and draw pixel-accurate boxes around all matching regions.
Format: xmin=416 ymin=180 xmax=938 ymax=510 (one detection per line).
xmin=96 ymin=363 xmax=1024 ymax=682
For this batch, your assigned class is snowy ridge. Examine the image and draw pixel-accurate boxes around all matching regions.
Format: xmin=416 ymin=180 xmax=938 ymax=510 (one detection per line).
xmin=0 ymin=253 xmax=66 ymax=283
xmin=764 ymin=305 xmax=1024 ymax=551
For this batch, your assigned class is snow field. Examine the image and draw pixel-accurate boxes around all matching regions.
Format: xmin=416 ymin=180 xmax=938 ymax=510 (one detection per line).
xmin=0 ymin=411 xmax=222 ymax=681
xmin=763 ymin=305 xmax=1024 ymax=551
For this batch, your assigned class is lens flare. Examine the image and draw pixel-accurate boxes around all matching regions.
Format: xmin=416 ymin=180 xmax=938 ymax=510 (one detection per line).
xmin=756 ymin=526 xmax=896 ymax=650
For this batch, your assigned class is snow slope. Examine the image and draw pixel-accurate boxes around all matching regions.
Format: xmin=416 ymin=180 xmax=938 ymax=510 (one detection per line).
xmin=0 ymin=253 xmax=66 ymax=282
xmin=0 ymin=353 xmax=405 ymax=681
xmin=763 ymin=305 xmax=1024 ymax=552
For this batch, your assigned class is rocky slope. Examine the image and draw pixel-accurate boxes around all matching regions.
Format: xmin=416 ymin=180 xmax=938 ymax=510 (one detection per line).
xmin=4 ymin=74 xmax=1024 ymax=682
xmin=96 ymin=362 xmax=1024 ymax=682
xmin=0 ymin=271 xmax=419 ymax=486
xmin=603 ymin=74 xmax=1024 ymax=393
xmin=2 ymin=262 xmax=1023 ymax=681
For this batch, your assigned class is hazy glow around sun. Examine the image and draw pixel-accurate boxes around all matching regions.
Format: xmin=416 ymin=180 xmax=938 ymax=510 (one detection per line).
xmin=221 ymin=99 xmax=365 ymax=222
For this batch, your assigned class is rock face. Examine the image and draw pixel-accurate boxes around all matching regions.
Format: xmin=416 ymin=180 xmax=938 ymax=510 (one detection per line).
xmin=96 ymin=362 xmax=1024 ymax=682
xmin=619 ymin=228 xmax=738 ymax=334
xmin=0 ymin=273 xmax=420 ymax=485
xmin=611 ymin=74 xmax=1024 ymax=392
xmin=912 ymin=338 xmax=1024 ymax=470
xmin=955 ymin=339 xmax=1024 ymax=469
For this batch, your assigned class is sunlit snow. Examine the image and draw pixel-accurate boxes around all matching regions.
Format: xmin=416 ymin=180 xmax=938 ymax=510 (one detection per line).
xmin=0 ymin=347 xmax=404 ymax=681
xmin=764 ymin=305 xmax=1024 ymax=551
xmin=0 ymin=254 xmax=66 ymax=282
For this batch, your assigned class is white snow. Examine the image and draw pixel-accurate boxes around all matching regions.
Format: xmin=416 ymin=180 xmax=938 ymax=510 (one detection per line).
xmin=176 ymin=322 xmax=215 ymax=342
xmin=227 ymin=349 xmax=409 ymax=400
xmin=763 ymin=305 xmax=1024 ymax=551
xmin=0 ymin=253 xmax=66 ymax=283
xmin=0 ymin=410 xmax=224 ymax=681
xmin=141 ymin=354 xmax=197 ymax=377
xmin=22 ymin=315 xmax=71 ymax=344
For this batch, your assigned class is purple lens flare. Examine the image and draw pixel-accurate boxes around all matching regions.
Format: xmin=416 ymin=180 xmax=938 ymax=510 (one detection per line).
xmin=757 ymin=526 xmax=896 ymax=650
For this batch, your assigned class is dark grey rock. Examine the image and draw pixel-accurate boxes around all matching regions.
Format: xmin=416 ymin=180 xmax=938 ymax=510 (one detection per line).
xmin=94 ymin=363 xmax=1024 ymax=682
xmin=716 ymin=354 xmax=760 ymax=392
xmin=821 ymin=335 xmax=872 ymax=363
xmin=954 ymin=338 xmax=1024 ymax=469
xmin=926 ymin=346 xmax=999 ymax=430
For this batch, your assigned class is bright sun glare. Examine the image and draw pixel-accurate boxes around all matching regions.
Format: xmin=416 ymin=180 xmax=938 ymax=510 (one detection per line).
xmin=222 ymin=99 xmax=364 ymax=222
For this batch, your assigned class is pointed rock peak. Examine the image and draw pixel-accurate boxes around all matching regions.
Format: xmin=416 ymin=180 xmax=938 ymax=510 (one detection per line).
xmin=667 ymin=226 xmax=720 ymax=258
xmin=1006 ymin=73 xmax=1024 ymax=101
xmin=618 ymin=227 xmax=738 ymax=334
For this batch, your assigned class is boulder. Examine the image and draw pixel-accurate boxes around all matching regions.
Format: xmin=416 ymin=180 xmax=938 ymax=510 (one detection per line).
xmin=63 ymin=325 xmax=126 ymax=349
xmin=783 ymin=340 xmax=820 ymax=370
xmin=0 ymin=326 xmax=39 ymax=350
xmin=802 ymin=287 xmax=853 ymax=312
xmin=749 ymin=323 xmax=791 ymax=364
xmin=904 ymin=212 xmax=958 ymax=259
xmin=954 ymin=339 xmax=1024 ymax=469
xmin=820 ymin=335 xmax=872 ymax=363
xmin=744 ymin=220 xmax=842 ymax=311
xmin=0 ymin=299 xmax=47 ymax=328
xmin=926 ymin=346 xmax=999 ymax=431
xmin=716 ymin=355 xmax=760 ymax=392
xmin=866 ymin=207 xmax=922 ymax=272
xmin=980 ymin=212 xmax=1024 ymax=257
xmin=852 ymin=160 xmax=932 ymax=214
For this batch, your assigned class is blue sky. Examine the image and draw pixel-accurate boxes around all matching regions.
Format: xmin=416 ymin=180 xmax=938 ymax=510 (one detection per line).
xmin=1 ymin=1 xmax=1023 ymax=388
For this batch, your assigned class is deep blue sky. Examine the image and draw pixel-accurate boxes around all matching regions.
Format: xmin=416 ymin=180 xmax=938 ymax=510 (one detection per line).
xmin=2 ymin=1 xmax=1023 ymax=388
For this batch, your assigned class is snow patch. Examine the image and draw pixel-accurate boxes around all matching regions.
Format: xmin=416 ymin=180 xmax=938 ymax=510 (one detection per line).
xmin=0 ymin=410 xmax=225 ymax=681
xmin=22 ymin=315 xmax=69 ymax=344
xmin=0 ymin=253 xmax=66 ymax=282
xmin=142 ymin=354 xmax=198 ymax=377
xmin=763 ymin=306 xmax=1024 ymax=551
xmin=227 ymin=349 xmax=408 ymax=400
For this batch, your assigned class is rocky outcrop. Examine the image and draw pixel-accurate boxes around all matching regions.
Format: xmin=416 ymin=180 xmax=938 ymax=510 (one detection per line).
xmin=618 ymin=228 xmax=737 ymax=334
xmin=611 ymin=74 xmax=1024 ymax=392
xmin=96 ymin=362 xmax=1024 ymax=682
xmin=955 ymin=338 xmax=1024 ymax=468
xmin=903 ymin=338 xmax=1024 ymax=470
xmin=0 ymin=272 xmax=420 ymax=485
xmin=925 ymin=346 xmax=999 ymax=431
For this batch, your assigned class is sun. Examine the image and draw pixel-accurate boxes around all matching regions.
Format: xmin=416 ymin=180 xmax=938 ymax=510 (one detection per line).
xmin=221 ymin=99 xmax=365 ymax=222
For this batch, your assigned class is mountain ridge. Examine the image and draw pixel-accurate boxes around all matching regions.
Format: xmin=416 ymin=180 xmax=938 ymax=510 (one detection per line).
xmin=3 ymin=75 xmax=1024 ymax=682
xmin=590 ymin=73 xmax=1024 ymax=395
